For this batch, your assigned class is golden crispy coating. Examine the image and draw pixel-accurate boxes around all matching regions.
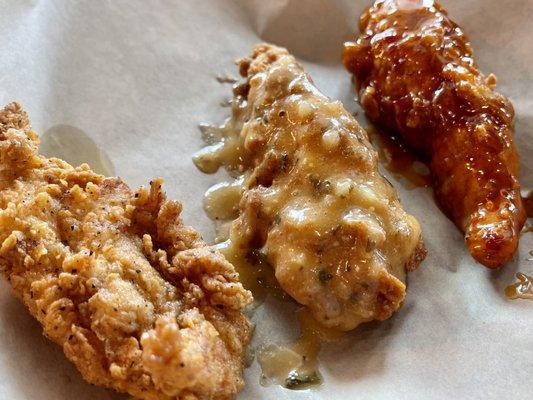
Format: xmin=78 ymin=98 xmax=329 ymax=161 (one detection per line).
xmin=343 ymin=0 xmax=526 ymax=269
xmin=0 ymin=102 xmax=252 ymax=400
xmin=195 ymin=44 xmax=425 ymax=331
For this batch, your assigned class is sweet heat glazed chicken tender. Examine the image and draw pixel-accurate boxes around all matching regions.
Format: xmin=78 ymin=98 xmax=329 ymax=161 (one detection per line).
xmin=343 ymin=0 xmax=526 ymax=268
xmin=0 ymin=103 xmax=252 ymax=400
xmin=195 ymin=44 xmax=426 ymax=331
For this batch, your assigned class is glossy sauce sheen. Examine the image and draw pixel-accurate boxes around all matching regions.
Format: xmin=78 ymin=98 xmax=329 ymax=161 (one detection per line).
xmin=343 ymin=0 xmax=526 ymax=268
xmin=367 ymin=125 xmax=431 ymax=190
xmin=257 ymin=308 xmax=344 ymax=389
xmin=194 ymin=44 xmax=425 ymax=387
xmin=198 ymin=124 xmax=338 ymax=389
xmin=40 ymin=124 xmax=115 ymax=176
xmin=505 ymin=273 xmax=533 ymax=300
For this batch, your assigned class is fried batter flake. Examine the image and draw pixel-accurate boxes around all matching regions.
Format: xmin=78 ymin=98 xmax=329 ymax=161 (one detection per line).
xmin=0 ymin=102 xmax=252 ymax=400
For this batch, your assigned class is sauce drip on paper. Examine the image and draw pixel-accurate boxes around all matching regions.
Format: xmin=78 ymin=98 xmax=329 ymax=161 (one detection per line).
xmin=216 ymin=238 xmax=287 ymax=305
xmin=257 ymin=308 xmax=344 ymax=389
xmin=197 ymin=121 xmax=345 ymax=387
xmin=506 ymin=192 xmax=532 ymax=301
xmin=40 ymin=124 xmax=115 ymax=176
xmin=367 ymin=125 xmax=430 ymax=190
xmin=194 ymin=81 xmax=343 ymax=388
xmin=505 ymin=272 xmax=533 ymax=300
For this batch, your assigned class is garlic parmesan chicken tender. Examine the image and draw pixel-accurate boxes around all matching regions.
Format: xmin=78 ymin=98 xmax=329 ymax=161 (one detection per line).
xmin=0 ymin=103 xmax=252 ymax=400
xmin=343 ymin=0 xmax=526 ymax=268
xmin=196 ymin=44 xmax=425 ymax=331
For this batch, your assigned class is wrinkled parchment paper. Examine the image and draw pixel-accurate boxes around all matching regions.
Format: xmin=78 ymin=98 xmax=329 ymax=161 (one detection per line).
xmin=0 ymin=1 xmax=531 ymax=399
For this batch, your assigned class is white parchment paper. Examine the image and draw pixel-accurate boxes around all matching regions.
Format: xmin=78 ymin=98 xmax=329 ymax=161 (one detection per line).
xmin=0 ymin=1 xmax=531 ymax=399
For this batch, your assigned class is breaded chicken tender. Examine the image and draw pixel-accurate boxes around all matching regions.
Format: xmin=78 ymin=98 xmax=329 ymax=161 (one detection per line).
xmin=195 ymin=44 xmax=426 ymax=331
xmin=343 ymin=0 xmax=526 ymax=268
xmin=0 ymin=102 xmax=252 ymax=400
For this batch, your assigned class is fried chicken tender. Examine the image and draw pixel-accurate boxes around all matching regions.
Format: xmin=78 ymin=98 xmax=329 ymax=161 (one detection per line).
xmin=0 ymin=102 xmax=252 ymax=400
xmin=196 ymin=44 xmax=426 ymax=331
xmin=343 ymin=0 xmax=526 ymax=268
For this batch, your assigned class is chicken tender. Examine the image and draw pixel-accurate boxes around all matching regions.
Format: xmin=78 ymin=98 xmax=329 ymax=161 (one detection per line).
xmin=194 ymin=44 xmax=426 ymax=331
xmin=343 ymin=0 xmax=526 ymax=268
xmin=0 ymin=102 xmax=252 ymax=400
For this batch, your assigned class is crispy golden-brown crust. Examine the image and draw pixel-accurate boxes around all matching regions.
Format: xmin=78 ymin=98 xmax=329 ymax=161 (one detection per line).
xmin=343 ymin=0 xmax=526 ymax=268
xmin=0 ymin=102 xmax=252 ymax=400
